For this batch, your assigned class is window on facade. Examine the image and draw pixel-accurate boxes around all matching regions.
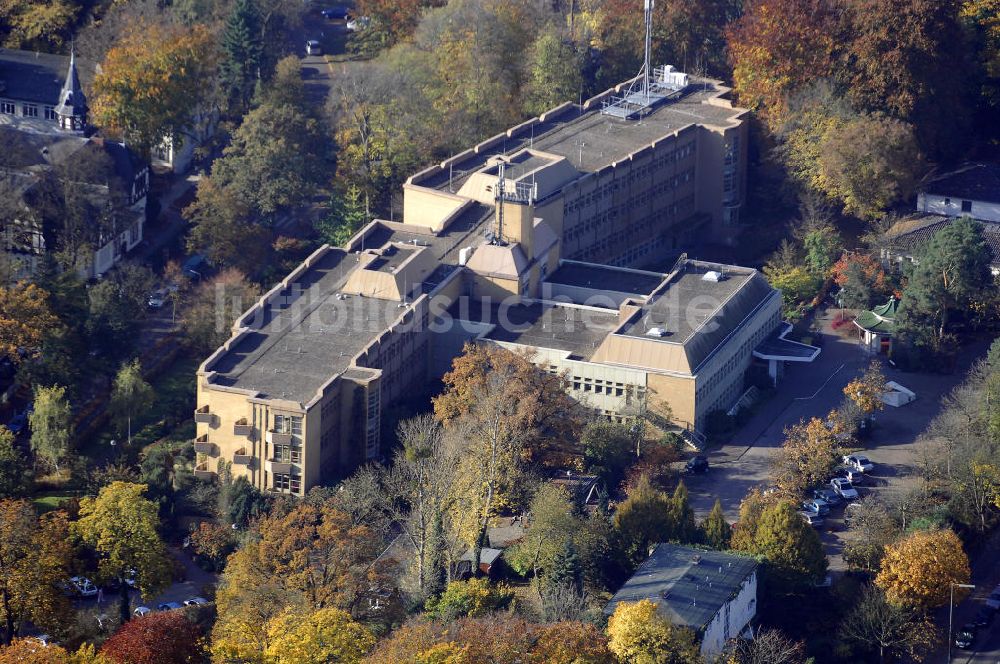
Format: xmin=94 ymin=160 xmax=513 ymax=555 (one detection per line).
xmin=274 ymin=474 xmax=290 ymax=490
xmin=291 ymin=416 xmax=302 ymax=436
xmin=961 ymin=200 xmax=973 ymax=213
xmin=22 ymin=104 xmax=38 ymax=117
xmin=290 ymin=448 xmax=301 ymax=463
xmin=1 ymin=102 xmax=14 ymax=115
xmin=290 ymin=476 xmax=301 ymax=493
xmin=44 ymin=106 xmax=56 ymax=120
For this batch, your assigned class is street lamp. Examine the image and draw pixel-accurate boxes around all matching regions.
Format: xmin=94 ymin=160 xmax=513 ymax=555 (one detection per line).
xmin=949 ymin=582 xmax=975 ymax=663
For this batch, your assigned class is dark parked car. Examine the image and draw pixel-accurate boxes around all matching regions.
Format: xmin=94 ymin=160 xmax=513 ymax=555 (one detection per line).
xmin=320 ymin=6 xmax=350 ymax=19
xmin=685 ymin=455 xmax=709 ymax=474
xmin=954 ymin=624 xmax=976 ymax=649
xmin=812 ymin=487 xmax=842 ymax=507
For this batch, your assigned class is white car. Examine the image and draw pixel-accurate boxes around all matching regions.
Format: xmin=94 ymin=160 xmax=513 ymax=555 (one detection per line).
xmin=799 ymin=511 xmax=824 ymax=528
xmin=183 ymin=597 xmax=209 ymax=607
xmin=133 ymin=606 xmax=151 ymax=618
xmin=70 ymin=576 xmax=98 ymax=597
xmin=831 ymin=477 xmax=859 ymax=500
xmin=147 ymin=290 xmax=166 ymax=309
xmin=843 ymin=454 xmax=874 ymax=473
xmin=346 ymin=16 xmax=370 ymax=31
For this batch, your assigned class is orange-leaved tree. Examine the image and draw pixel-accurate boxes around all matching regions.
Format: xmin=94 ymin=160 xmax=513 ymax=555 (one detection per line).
xmin=875 ymin=528 xmax=971 ymax=609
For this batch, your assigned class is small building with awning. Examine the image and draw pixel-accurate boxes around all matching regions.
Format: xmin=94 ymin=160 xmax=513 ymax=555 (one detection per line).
xmin=752 ymin=322 xmax=822 ymax=385
xmin=853 ymin=297 xmax=898 ymax=354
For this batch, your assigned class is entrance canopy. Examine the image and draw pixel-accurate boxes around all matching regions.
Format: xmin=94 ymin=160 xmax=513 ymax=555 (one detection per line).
xmin=753 ymin=322 xmax=821 ymax=362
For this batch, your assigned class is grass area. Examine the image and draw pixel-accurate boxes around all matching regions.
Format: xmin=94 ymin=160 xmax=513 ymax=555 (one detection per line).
xmin=33 ymin=492 xmax=78 ymax=513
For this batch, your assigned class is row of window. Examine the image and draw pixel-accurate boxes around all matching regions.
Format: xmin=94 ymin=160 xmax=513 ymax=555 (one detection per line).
xmin=0 ymin=101 xmax=57 ymax=120
xmin=563 ymin=159 xmax=697 ymax=216
xmin=273 ymin=414 xmax=303 ymax=436
xmin=273 ymin=473 xmax=301 ymax=493
xmin=695 ymin=310 xmax=779 ymax=404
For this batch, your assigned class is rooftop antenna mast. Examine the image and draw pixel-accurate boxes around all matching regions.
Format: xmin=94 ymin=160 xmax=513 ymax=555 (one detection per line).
xmin=643 ymin=0 xmax=653 ymax=105
xmin=494 ymin=160 xmax=506 ymax=244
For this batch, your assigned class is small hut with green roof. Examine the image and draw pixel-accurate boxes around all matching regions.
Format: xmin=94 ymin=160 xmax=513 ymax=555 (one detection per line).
xmin=854 ymin=297 xmax=897 ymax=354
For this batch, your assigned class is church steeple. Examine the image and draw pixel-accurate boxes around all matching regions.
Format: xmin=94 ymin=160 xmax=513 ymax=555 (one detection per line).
xmin=55 ymin=49 xmax=87 ymax=132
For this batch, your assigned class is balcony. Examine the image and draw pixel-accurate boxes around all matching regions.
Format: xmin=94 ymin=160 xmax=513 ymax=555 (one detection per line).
xmin=266 ymin=430 xmax=293 ymax=446
xmin=194 ymin=463 xmax=215 ymax=481
xmin=233 ymin=419 xmax=253 ymax=437
xmin=194 ymin=406 xmax=213 ymax=424
xmin=193 ymin=435 xmax=215 ymax=456
xmin=265 ymin=459 xmax=292 ymax=475
xmin=233 ymin=448 xmax=253 ymax=466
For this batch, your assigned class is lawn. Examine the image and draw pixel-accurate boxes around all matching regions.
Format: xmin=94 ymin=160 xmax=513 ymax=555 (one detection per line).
xmin=33 ymin=492 xmax=78 ymax=513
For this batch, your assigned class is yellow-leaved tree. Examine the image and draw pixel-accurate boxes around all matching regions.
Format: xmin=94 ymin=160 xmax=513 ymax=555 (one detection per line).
xmin=875 ymin=529 xmax=971 ymax=610
xmin=264 ymin=607 xmax=375 ymax=664
xmin=844 ymin=361 xmax=888 ymax=416
xmin=92 ymin=21 xmax=216 ymax=159
xmin=606 ymin=600 xmax=702 ymax=664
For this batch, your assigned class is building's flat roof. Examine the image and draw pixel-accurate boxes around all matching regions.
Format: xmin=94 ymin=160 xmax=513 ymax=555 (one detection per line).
xmin=365 ymin=244 xmax=416 ymax=273
xmin=604 ymin=543 xmax=757 ymax=633
xmin=455 ymin=299 xmax=621 ymax=361
xmin=205 ymin=249 xmax=407 ymax=403
xmin=417 ymin=80 xmax=742 ymax=195
xmin=546 ymin=261 xmax=664 ymax=297
xmin=355 ymin=203 xmax=495 ymax=264
xmin=924 ymin=162 xmax=1000 ymax=204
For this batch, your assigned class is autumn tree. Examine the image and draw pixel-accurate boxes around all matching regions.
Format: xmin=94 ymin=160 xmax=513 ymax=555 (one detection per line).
xmin=700 ymin=499 xmax=731 ymax=550
xmin=0 ymin=501 xmax=72 ymax=644
xmin=181 ymin=268 xmax=261 ymax=353
xmin=816 ymin=114 xmax=924 ymax=219
xmin=613 ymin=474 xmax=674 ymax=566
xmin=74 ymin=482 xmax=173 ymax=624
xmin=732 ymin=500 xmax=827 ymax=589
xmin=839 ymin=586 xmax=937 ymax=663
xmin=0 ymin=639 xmax=104 ymax=664
xmin=726 ymin=0 xmax=838 ymax=126
xmin=424 ymin=578 xmax=515 ymax=621
xmin=350 ymin=0 xmax=423 ymax=56
xmin=844 ymin=361 xmax=888 ymax=416
xmin=506 ymin=484 xmax=580 ymax=582
xmin=0 ymin=0 xmax=78 ymax=50
xmin=29 ymin=385 xmax=73 ymax=470
xmin=525 ymin=29 xmax=583 ymax=115
xmin=832 ymin=252 xmax=891 ymax=309
xmin=434 ymin=343 xmax=583 ymax=464
xmin=100 ymin=611 xmax=204 ymax=664
xmin=0 ymin=282 xmax=57 ymax=362
xmin=93 ymin=22 xmax=217 ymax=159
xmin=841 ymin=0 xmax=972 ymax=158
xmin=763 ymin=265 xmax=822 ymax=311
xmin=875 ymin=528 xmax=970 ymax=610
xmin=264 ymin=607 xmax=375 ymax=664
xmin=212 ymin=501 xmax=386 ymax=661
xmin=184 ymin=180 xmax=270 ymax=274
xmin=187 ymin=521 xmax=237 ymax=572
xmin=606 ymin=600 xmax=702 ymax=664
xmin=531 ymin=621 xmax=614 ymax=664
xmin=580 ymin=420 xmax=635 ymax=491
xmin=771 ymin=417 xmax=843 ymax=497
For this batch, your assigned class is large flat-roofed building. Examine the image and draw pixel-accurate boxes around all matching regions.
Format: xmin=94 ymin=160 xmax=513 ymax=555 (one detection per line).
xmin=194 ymin=69 xmax=816 ymax=496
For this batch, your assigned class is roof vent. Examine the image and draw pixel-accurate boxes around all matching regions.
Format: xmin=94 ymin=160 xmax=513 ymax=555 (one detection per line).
xmin=702 ymin=270 xmax=725 ymax=282
xmin=645 ymin=327 xmax=667 ymax=338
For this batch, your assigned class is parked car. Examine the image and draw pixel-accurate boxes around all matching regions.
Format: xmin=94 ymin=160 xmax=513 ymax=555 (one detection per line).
xmin=973 ymin=605 xmax=996 ymax=627
xmin=133 ymin=606 xmax=151 ymax=618
xmin=812 ymin=487 xmax=842 ymax=507
xmin=987 ymin=587 xmax=1000 ymax=610
xmin=833 ymin=466 xmax=865 ymax=484
xmin=346 ymin=16 xmax=370 ymax=31
xmin=182 ymin=254 xmax=208 ymax=280
xmin=831 ymin=477 xmax=859 ymax=500
xmin=685 ymin=455 xmax=709 ymax=474
xmin=183 ymin=597 xmax=210 ymax=607
xmin=70 ymin=576 xmax=98 ymax=597
xmin=320 ymin=5 xmax=349 ymax=19
xmin=157 ymin=601 xmax=183 ymax=611
xmin=954 ymin=624 xmax=977 ymax=649
xmin=843 ymin=454 xmax=874 ymax=473
xmin=147 ymin=289 xmax=166 ymax=309
xmin=799 ymin=511 xmax=824 ymax=528
xmin=306 ymin=39 xmax=322 ymax=55
xmin=802 ymin=499 xmax=830 ymax=516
